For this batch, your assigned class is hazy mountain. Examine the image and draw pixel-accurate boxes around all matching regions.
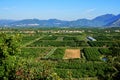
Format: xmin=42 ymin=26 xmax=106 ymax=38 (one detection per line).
xmin=106 ymin=14 xmax=120 ymax=27
xmin=0 ymin=14 xmax=120 ymax=27
xmin=92 ymin=14 xmax=115 ymax=25
xmin=107 ymin=19 xmax=120 ymax=27
xmin=0 ymin=20 xmax=15 ymax=25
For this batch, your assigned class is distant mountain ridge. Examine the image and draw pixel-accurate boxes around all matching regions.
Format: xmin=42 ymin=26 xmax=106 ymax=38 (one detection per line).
xmin=0 ymin=14 xmax=120 ymax=27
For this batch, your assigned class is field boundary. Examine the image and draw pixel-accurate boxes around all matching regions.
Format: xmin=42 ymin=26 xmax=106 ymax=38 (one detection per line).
xmin=44 ymin=47 xmax=57 ymax=59
xmin=22 ymin=36 xmax=44 ymax=47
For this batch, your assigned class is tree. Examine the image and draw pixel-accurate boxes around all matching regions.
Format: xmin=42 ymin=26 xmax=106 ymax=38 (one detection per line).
xmin=47 ymin=72 xmax=63 ymax=80
xmin=0 ymin=33 xmax=21 ymax=80
xmin=67 ymin=70 xmax=72 ymax=80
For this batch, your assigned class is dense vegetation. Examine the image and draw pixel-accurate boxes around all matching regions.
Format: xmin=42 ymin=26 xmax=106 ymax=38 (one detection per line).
xmin=99 ymin=48 xmax=112 ymax=55
xmin=48 ymin=48 xmax=65 ymax=60
xmin=55 ymin=61 xmax=115 ymax=78
xmin=0 ymin=33 xmax=21 ymax=79
xmin=83 ymin=48 xmax=101 ymax=61
xmin=0 ymin=27 xmax=120 ymax=80
xmin=88 ymin=41 xmax=120 ymax=47
xmin=28 ymin=40 xmax=87 ymax=47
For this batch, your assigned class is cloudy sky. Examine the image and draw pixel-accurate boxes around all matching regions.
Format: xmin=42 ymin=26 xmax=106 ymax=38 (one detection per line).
xmin=0 ymin=0 xmax=120 ymax=20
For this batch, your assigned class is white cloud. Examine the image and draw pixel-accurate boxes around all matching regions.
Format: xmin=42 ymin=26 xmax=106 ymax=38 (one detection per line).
xmin=85 ymin=8 xmax=96 ymax=13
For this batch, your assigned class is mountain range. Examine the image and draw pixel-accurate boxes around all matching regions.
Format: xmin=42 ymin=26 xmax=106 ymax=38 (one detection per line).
xmin=0 ymin=14 xmax=120 ymax=27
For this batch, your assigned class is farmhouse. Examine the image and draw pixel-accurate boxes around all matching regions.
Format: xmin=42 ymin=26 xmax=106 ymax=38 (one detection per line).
xmin=87 ymin=36 xmax=96 ymax=41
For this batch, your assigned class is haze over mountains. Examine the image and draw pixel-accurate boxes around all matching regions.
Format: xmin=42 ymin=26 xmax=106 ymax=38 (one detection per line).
xmin=0 ymin=14 xmax=120 ymax=27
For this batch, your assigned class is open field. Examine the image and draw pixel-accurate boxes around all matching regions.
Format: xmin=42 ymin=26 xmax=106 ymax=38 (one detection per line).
xmin=63 ymin=49 xmax=80 ymax=59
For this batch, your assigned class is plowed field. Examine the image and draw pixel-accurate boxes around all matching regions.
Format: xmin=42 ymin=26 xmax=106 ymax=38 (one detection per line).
xmin=63 ymin=49 xmax=80 ymax=59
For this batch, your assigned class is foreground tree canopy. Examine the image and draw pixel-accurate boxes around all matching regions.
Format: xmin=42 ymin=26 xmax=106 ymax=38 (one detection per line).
xmin=0 ymin=33 xmax=21 ymax=79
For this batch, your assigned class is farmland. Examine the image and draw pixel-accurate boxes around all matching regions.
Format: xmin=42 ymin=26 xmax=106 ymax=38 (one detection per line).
xmin=0 ymin=27 xmax=120 ymax=80
xmin=83 ymin=48 xmax=101 ymax=61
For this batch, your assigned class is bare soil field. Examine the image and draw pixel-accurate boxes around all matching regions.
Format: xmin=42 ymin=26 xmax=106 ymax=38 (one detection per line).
xmin=63 ymin=49 xmax=80 ymax=59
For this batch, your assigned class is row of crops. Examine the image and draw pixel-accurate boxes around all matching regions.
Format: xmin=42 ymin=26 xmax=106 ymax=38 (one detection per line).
xmin=20 ymin=48 xmax=52 ymax=59
xmin=22 ymin=35 xmax=40 ymax=44
xmin=83 ymin=48 xmax=112 ymax=61
xmin=88 ymin=41 xmax=120 ymax=47
xmin=28 ymin=40 xmax=88 ymax=47
xmin=22 ymin=34 xmax=120 ymax=48
xmin=48 ymin=48 xmax=65 ymax=60
xmin=40 ymin=35 xmax=57 ymax=40
xmin=93 ymin=36 xmax=120 ymax=41
xmin=83 ymin=48 xmax=101 ymax=61
xmin=99 ymin=48 xmax=112 ymax=55
xmin=54 ymin=61 xmax=114 ymax=78
xmin=40 ymin=36 xmax=82 ymax=41
xmin=21 ymin=34 xmax=89 ymax=47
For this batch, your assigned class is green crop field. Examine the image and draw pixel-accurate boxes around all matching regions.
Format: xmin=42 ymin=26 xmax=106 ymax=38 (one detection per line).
xmin=83 ymin=48 xmax=101 ymax=61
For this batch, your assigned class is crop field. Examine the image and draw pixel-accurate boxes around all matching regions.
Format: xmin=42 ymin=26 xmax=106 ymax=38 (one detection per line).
xmin=1 ymin=27 xmax=120 ymax=80
xmin=20 ymin=47 xmax=52 ymax=59
xmin=48 ymin=48 xmax=65 ymax=60
xmin=21 ymin=34 xmax=40 ymax=44
xmin=93 ymin=35 xmax=120 ymax=41
xmin=88 ymin=41 xmax=120 ymax=47
xmin=99 ymin=48 xmax=112 ymax=55
xmin=28 ymin=40 xmax=88 ymax=47
xmin=83 ymin=48 xmax=101 ymax=61
xmin=40 ymin=35 xmax=57 ymax=40
xmin=63 ymin=49 xmax=81 ymax=59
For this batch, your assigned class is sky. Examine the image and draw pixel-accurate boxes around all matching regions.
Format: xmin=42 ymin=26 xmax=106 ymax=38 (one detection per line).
xmin=0 ymin=0 xmax=120 ymax=20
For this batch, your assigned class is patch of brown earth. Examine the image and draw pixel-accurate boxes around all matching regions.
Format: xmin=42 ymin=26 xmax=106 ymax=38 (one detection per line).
xmin=63 ymin=49 xmax=80 ymax=59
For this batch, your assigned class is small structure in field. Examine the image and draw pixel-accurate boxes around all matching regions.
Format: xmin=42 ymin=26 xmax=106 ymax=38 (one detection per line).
xmin=87 ymin=36 xmax=96 ymax=41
